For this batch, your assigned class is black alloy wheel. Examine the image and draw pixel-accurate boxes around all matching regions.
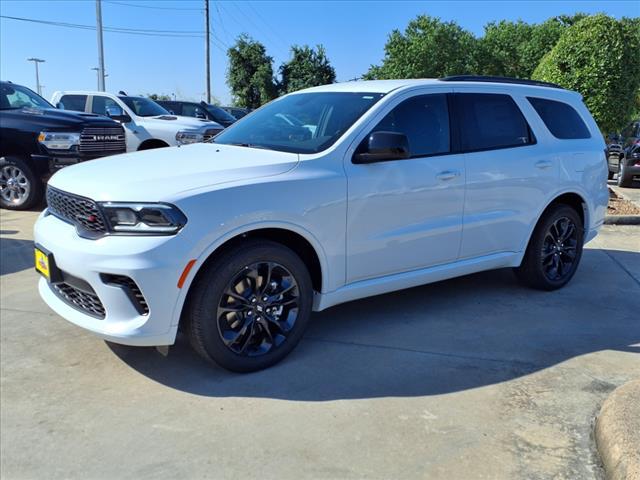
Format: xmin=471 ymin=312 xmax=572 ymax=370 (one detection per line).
xmin=217 ymin=261 xmax=300 ymax=357
xmin=186 ymin=239 xmax=313 ymax=372
xmin=514 ymin=204 xmax=584 ymax=290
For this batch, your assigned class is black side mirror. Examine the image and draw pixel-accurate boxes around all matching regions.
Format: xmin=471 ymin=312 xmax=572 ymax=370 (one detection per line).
xmin=353 ymin=131 xmax=410 ymax=164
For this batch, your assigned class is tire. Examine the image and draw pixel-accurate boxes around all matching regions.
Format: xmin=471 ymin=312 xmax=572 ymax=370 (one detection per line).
xmin=0 ymin=156 xmax=43 ymax=210
xmin=186 ymin=239 xmax=313 ymax=372
xmin=514 ymin=204 xmax=584 ymax=291
xmin=608 ymin=169 xmax=615 ymax=180
xmin=617 ymin=162 xmax=633 ymax=187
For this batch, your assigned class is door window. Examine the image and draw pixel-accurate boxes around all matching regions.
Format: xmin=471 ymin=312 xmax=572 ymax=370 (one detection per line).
xmin=455 ymin=93 xmax=534 ymax=151
xmin=367 ymin=94 xmax=450 ymax=157
xmin=58 ymin=94 xmax=87 ymax=112
xmin=182 ymin=103 xmax=208 ymax=119
xmin=91 ymin=96 xmax=120 ymax=115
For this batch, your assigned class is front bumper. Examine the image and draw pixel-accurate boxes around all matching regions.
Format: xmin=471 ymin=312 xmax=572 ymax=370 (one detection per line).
xmin=34 ymin=211 xmax=191 ymax=346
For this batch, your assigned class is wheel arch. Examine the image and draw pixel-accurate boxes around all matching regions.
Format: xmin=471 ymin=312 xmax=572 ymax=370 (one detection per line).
xmin=137 ymin=139 xmax=170 ymax=150
xmin=174 ymin=224 xmax=328 ymax=328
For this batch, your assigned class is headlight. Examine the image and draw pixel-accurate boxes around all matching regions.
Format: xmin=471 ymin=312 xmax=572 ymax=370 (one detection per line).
xmin=176 ymin=130 xmax=204 ymax=145
xmin=38 ymin=131 xmax=80 ymax=150
xmin=99 ymin=202 xmax=187 ymax=235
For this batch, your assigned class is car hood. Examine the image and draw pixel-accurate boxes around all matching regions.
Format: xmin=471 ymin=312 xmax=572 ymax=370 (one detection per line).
xmin=5 ymin=107 xmax=119 ymax=128
xmin=143 ymin=114 xmax=222 ymax=130
xmin=48 ymin=143 xmax=299 ymax=202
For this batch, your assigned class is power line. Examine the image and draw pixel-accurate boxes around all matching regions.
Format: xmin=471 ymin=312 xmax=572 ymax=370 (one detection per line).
xmin=228 ymin=2 xmax=288 ymax=56
xmin=103 ymin=0 xmax=202 ymax=11
xmin=245 ymin=1 xmax=290 ymax=53
xmin=0 ymin=15 xmax=205 ymax=37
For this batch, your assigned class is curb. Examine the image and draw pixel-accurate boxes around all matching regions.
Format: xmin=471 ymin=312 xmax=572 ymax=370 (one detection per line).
xmin=604 ymin=215 xmax=640 ymax=226
xmin=595 ymin=380 xmax=640 ymax=480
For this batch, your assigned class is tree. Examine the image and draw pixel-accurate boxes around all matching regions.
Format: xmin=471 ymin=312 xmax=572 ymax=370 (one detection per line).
xmin=533 ymin=14 xmax=640 ymax=133
xmin=279 ymin=45 xmax=336 ymax=94
xmin=227 ymin=35 xmax=277 ymax=109
xmin=362 ymin=15 xmax=478 ymax=80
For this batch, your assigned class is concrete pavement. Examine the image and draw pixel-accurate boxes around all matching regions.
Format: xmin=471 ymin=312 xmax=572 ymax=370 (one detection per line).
xmin=1 ymin=208 xmax=639 ymax=479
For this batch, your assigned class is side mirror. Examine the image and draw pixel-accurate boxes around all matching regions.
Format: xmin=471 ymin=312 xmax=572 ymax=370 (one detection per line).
xmin=195 ymin=111 xmax=207 ymax=119
xmin=106 ymin=105 xmax=131 ymax=123
xmin=353 ymin=131 xmax=410 ymax=164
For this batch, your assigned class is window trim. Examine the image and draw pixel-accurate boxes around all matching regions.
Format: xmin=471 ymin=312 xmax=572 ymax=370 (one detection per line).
xmin=451 ymin=92 xmax=537 ymax=154
xmin=526 ymin=96 xmax=591 ymax=140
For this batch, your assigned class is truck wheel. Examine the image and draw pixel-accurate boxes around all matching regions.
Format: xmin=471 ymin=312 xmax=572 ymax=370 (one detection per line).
xmin=185 ymin=239 xmax=313 ymax=373
xmin=617 ymin=163 xmax=633 ymax=187
xmin=0 ymin=156 xmax=43 ymax=210
xmin=514 ymin=204 xmax=584 ymax=291
xmin=608 ymin=170 xmax=614 ymax=180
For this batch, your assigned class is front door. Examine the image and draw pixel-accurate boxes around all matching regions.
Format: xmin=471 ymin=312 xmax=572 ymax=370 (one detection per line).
xmin=344 ymin=91 xmax=466 ymax=283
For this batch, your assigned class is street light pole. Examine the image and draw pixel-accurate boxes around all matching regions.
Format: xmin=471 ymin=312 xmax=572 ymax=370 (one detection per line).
xmin=27 ymin=58 xmax=45 ymax=95
xmin=204 ymin=0 xmax=211 ymax=104
xmin=95 ymin=0 xmax=106 ymax=91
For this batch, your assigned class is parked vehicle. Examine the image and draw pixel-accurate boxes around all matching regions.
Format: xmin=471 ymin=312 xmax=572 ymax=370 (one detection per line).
xmin=157 ymin=101 xmax=237 ymax=128
xmin=221 ymin=106 xmax=250 ymax=119
xmin=34 ymin=76 xmax=608 ymax=372
xmin=50 ymin=91 xmax=223 ymax=152
xmin=607 ymin=120 xmax=640 ymax=187
xmin=0 ymin=81 xmax=125 ymax=210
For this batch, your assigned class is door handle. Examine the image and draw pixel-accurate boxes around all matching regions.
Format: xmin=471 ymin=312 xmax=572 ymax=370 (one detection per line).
xmin=535 ymin=160 xmax=553 ymax=169
xmin=436 ymin=170 xmax=460 ymax=181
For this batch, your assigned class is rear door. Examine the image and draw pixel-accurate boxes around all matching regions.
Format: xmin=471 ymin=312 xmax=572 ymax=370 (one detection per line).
xmin=452 ymin=90 xmax=557 ymax=259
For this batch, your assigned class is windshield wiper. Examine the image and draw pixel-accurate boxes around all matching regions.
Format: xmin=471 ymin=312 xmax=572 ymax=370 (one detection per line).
xmin=221 ymin=142 xmax=273 ymax=150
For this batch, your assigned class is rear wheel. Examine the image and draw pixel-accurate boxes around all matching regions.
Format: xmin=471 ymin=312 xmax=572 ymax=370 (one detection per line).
xmin=186 ymin=240 xmax=313 ymax=372
xmin=514 ymin=204 xmax=584 ymax=290
xmin=0 ymin=156 xmax=43 ymax=210
xmin=617 ymin=162 xmax=633 ymax=187
xmin=608 ymin=169 xmax=615 ymax=180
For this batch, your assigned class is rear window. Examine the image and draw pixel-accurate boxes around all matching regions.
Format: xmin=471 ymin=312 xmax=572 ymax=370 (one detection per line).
xmin=58 ymin=95 xmax=87 ymax=112
xmin=455 ymin=93 xmax=534 ymax=152
xmin=527 ymin=97 xmax=591 ymax=139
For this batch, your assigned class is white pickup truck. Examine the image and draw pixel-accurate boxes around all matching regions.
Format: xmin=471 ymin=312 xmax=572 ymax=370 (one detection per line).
xmin=50 ymin=91 xmax=223 ymax=151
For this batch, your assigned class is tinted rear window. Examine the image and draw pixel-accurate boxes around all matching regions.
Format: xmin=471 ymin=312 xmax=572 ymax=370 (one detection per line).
xmin=527 ymin=97 xmax=591 ymax=139
xmin=455 ymin=93 xmax=534 ymax=152
xmin=58 ymin=95 xmax=87 ymax=112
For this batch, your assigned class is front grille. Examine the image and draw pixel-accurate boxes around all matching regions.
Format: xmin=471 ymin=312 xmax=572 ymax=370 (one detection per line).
xmin=52 ymin=282 xmax=106 ymax=319
xmin=79 ymin=126 xmax=126 ymax=156
xmin=203 ymin=128 xmax=223 ymax=142
xmin=101 ymin=274 xmax=149 ymax=315
xmin=46 ymin=187 xmax=107 ymax=234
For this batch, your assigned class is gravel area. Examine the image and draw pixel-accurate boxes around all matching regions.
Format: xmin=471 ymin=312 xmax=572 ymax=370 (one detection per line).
xmin=608 ymin=188 xmax=640 ymax=216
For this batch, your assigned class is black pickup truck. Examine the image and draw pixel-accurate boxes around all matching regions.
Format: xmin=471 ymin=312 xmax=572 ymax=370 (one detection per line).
xmin=0 ymin=81 xmax=126 ymax=210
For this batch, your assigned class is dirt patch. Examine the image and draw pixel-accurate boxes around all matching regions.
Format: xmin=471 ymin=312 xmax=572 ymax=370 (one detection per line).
xmin=608 ymin=188 xmax=640 ymax=216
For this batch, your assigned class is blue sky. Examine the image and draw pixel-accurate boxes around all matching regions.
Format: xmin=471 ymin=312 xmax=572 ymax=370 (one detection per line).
xmin=1 ymin=0 xmax=638 ymax=105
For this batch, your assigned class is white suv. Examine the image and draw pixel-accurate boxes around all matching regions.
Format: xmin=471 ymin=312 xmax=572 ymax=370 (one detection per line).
xmin=50 ymin=91 xmax=223 ymax=151
xmin=35 ymin=77 xmax=609 ymax=372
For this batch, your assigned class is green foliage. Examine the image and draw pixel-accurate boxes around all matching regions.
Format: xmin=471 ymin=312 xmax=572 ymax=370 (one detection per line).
xmin=533 ymin=14 xmax=640 ymax=133
xmin=279 ymin=45 xmax=336 ymax=94
xmin=363 ymin=15 xmax=478 ymax=80
xmin=227 ymin=35 xmax=277 ymax=109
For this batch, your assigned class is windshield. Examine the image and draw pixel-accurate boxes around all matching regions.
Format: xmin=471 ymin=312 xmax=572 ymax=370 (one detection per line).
xmin=118 ymin=96 xmax=170 ymax=117
xmin=0 ymin=83 xmax=52 ymax=110
xmin=206 ymin=104 xmax=237 ymax=123
xmin=213 ymin=92 xmax=385 ymax=154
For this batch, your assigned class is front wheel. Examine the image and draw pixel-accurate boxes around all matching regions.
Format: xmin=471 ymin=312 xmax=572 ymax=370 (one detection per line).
xmin=186 ymin=240 xmax=313 ymax=372
xmin=514 ymin=204 xmax=584 ymax=290
xmin=0 ymin=156 xmax=43 ymax=210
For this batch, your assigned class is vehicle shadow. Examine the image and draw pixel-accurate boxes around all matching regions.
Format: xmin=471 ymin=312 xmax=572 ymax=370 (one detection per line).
xmin=0 ymin=237 xmax=34 ymax=275
xmin=108 ymin=247 xmax=640 ymax=401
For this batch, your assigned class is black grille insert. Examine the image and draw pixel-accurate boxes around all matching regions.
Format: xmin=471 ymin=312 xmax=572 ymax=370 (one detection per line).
xmin=101 ymin=274 xmax=149 ymax=315
xmin=46 ymin=187 xmax=107 ymax=235
xmin=52 ymin=282 xmax=106 ymax=319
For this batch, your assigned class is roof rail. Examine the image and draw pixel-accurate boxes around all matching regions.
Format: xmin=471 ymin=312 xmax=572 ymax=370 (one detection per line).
xmin=439 ymin=75 xmax=565 ymax=90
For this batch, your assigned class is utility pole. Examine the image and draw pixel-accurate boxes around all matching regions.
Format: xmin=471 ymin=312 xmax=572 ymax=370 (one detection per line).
xmin=91 ymin=67 xmax=108 ymax=90
xmin=95 ymin=0 xmax=106 ymax=91
xmin=204 ymin=0 xmax=211 ymax=104
xmin=27 ymin=58 xmax=45 ymax=95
